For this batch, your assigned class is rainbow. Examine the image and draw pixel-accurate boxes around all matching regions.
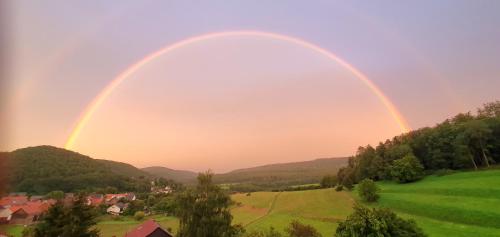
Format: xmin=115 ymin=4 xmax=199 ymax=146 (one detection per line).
xmin=64 ymin=30 xmax=411 ymax=149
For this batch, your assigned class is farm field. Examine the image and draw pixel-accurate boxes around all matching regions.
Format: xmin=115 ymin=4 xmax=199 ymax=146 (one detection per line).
xmin=364 ymin=169 xmax=500 ymax=237
xmin=2 ymin=170 xmax=500 ymax=237
xmin=231 ymin=188 xmax=355 ymax=236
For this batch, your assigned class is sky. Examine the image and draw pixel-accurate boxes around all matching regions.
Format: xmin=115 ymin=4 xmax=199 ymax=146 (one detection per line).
xmin=3 ymin=0 xmax=500 ymax=172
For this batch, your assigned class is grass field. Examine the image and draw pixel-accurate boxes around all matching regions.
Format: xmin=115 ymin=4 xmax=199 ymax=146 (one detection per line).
xmin=231 ymin=188 xmax=355 ymax=236
xmin=0 ymin=224 xmax=24 ymax=237
xmin=362 ymin=169 xmax=500 ymax=237
xmin=2 ymin=170 xmax=499 ymax=236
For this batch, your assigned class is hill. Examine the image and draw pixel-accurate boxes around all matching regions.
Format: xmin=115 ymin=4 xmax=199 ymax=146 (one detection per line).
xmin=214 ymin=157 xmax=348 ymax=190
xmin=2 ymin=146 xmax=151 ymax=194
xmin=141 ymin=166 xmax=197 ymax=183
xmin=231 ymin=169 xmax=500 ymax=237
xmin=97 ymin=159 xmax=152 ymax=178
xmin=364 ymin=169 xmax=500 ymax=237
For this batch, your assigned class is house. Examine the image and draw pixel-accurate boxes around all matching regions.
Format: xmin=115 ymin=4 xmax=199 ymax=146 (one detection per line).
xmin=107 ymin=202 xmax=128 ymax=215
xmin=0 ymin=195 xmax=28 ymax=208
xmin=0 ymin=199 xmax=53 ymax=225
xmin=124 ymin=219 xmax=173 ymax=237
xmin=63 ymin=193 xmax=75 ymax=207
xmin=29 ymin=196 xmax=44 ymax=201
xmin=0 ymin=208 xmax=12 ymax=224
xmin=151 ymin=186 xmax=173 ymax=195
xmin=105 ymin=193 xmax=136 ymax=204
xmin=7 ymin=200 xmax=51 ymax=225
xmin=86 ymin=194 xmax=104 ymax=206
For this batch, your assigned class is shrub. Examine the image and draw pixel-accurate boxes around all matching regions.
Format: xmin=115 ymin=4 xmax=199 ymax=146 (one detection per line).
xmin=134 ymin=211 xmax=145 ymax=221
xmin=286 ymin=220 xmax=322 ymax=237
xmin=357 ymin=179 xmax=379 ymax=202
xmin=336 ymin=204 xmax=426 ymax=237
xmin=390 ymin=154 xmax=424 ymax=183
xmin=335 ymin=185 xmax=343 ymax=192
xmin=245 ymin=227 xmax=284 ymax=237
xmin=320 ymin=175 xmax=337 ymax=188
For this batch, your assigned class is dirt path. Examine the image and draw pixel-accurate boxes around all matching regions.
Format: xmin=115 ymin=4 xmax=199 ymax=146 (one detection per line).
xmin=244 ymin=192 xmax=282 ymax=227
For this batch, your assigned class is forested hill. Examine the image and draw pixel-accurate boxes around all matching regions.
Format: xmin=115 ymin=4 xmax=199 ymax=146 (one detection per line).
xmin=141 ymin=166 xmax=197 ymax=184
xmin=214 ymin=157 xmax=348 ymax=187
xmin=337 ymin=101 xmax=500 ymax=187
xmin=2 ymin=146 xmax=152 ymax=194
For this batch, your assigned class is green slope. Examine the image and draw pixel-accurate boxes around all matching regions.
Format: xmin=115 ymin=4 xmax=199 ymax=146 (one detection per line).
xmin=364 ymin=170 xmax=500 ymax=237
xmin=215 ymin=157 xmax=347 ymax=188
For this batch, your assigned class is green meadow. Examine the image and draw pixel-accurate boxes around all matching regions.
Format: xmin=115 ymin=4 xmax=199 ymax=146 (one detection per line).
xmin=231 ymin=169 xmax=500 ymax=236
xmin=366 ymin=169 xmax=500 ymax=237
xmin=2 ymin=170 xmax=500 ymax=236
xmin=231 ymin=188 xmax=355 ymax=236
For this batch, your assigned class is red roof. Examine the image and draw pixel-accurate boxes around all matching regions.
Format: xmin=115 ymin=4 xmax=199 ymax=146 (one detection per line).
xmin=0 ymin=196 xmax=28 ymax=206
xmin=105 ymin=194 xmax=127 ymax=201
xmin=88 ymin=196 xmax=104 ymax=206
xmin=9 ymin=201 xmax=51 ymax=215
xmin=124 ymin=219 xmax=171 ymax=237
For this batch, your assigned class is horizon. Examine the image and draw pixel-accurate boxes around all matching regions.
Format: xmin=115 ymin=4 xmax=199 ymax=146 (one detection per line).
xmin=2 ymin=1 xmax=500 ymax=172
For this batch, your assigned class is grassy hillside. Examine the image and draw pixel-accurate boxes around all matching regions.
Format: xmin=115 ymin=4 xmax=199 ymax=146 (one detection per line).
xmin=141 ymin=166 xmax=197 ymax=183
xmin=361 ymin=169 xmax=500 ymax=237
xmin=215 ymin=157 xmax=347 ymax=188
xmin=3 ymin=146 xmax=151 ymax=194
xmin=231 ymin=189 xmax=354 ymax=236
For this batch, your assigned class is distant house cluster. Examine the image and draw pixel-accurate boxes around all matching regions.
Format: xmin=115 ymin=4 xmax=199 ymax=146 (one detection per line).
xmin=150 ymin=182 xmax=173 ymax=195
xmin=0 ymin=193 xmax=55 ymax=225
xmin=85 ymin=192 xmax=136 ymax=215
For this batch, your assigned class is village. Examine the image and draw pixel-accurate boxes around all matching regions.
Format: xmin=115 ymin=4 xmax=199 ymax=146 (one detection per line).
xmin=0 ymin=183 xmax=176 ymax=237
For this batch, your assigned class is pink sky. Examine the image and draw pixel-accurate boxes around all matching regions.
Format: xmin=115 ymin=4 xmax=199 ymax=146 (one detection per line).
xmin=3 ymin=1 xmax=500 ymax=172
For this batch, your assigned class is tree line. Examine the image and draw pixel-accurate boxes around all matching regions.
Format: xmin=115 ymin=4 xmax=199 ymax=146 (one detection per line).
xmin=337 ymin=101 xmax=500 ymax=187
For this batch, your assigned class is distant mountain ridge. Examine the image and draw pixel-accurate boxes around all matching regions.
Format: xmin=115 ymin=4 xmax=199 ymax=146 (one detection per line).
xmin=141 ymin=166 xmax=198 ymax=183
xmin=2 ymin=145 xmax=349 ymax=193
xmin=213 ymin=157 xmax=348 ymax=186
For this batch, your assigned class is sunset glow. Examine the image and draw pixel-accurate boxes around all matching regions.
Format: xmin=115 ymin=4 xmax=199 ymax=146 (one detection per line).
xmin=64 ymin=31 xmax=410 ymax=150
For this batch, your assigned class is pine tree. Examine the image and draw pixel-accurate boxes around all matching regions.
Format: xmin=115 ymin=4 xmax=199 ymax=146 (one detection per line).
xmin=34 ymin=195 xmax=99 ymax=237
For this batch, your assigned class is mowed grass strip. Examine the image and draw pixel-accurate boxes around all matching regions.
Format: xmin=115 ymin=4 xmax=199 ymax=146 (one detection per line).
xmin=397 ymin=212 xmax=500 ymax=237
xmin=377 ymin=193 xmax=500 ymax=228
xmin=369 ymin=169 xmax=500 ymax=236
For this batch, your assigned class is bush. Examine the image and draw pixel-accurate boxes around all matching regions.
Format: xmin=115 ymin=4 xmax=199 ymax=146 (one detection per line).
xmin=336 ymin=204 xmax=426 ymax=237
xmin=390 ymin=154 xmax=424 ymax=183
xmin=245 ymin=227 xmax=283 ymax=237
xmin=134 ymin=211 xmax=145 ymax=221
xmin=286 ymin=220 xmax=322 ymax=237
xmin=320 ymin=175 xmax=337 ymax=188
xmin=357 ymin=179 xmax=379 ymax=202
xmin=335 ymin=185 xmax=343 ymax=192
